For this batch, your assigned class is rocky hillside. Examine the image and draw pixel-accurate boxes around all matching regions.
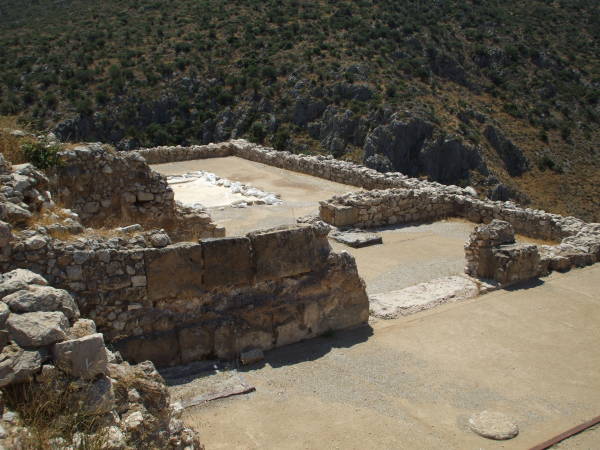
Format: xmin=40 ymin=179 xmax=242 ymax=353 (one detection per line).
xmin=0 ymin=0 xmax=598 ymax=220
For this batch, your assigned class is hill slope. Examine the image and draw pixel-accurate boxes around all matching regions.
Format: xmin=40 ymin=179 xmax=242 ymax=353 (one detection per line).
xmin=0 ymin=0 xmax=598 ymax=220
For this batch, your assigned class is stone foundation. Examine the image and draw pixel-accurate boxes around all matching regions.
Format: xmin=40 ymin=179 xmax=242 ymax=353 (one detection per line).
xmin=3 ymin=224 xmax=369 ymax=367
xmin=50 ymin=144 xmax=224 ymax=240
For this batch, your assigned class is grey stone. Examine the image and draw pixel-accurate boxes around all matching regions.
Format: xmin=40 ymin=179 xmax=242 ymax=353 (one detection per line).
xmin=468 ymin=411 xmax=519 ymax=440
xmin=0 ymin=303 xmax=9 ymax=328
xmin=3 ymin=285 xmax=80 ymax=320
xmin=149 ymin=231 xmax=171 ymax=248
xmin=0 ymin=344 xmax=44 ymax=387
xmin=7 ymin=311 xmax=69 ymax=347
xmin=240 ymin=348 xmax=264 ymax=365
xmin=331 ymin=230 xmax=383 ymax=248
xmin=68 ymin=318 xmax=97 ymax=338
xmin=0 ymin=221 xmax=11 ymax=247
xmin=53 ymin=333 xmax=108 ymax=379
xmin=81 ymin=375 xmax=116 ymax=415
xmin=137 ymin=191 xmax=154 ymax=202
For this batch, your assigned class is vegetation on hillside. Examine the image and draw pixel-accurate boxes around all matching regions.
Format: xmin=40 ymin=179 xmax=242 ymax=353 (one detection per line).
xmin=0 ymin=0 xmax=598 ymax=220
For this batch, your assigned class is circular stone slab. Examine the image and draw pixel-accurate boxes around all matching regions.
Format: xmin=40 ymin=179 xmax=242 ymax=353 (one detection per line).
xmin=468 ymin=411 xmax=519 ymax=440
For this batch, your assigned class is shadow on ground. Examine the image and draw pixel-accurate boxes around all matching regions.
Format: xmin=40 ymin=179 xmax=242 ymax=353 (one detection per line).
xmin=160 ymin=324 xmax=374 ymax=385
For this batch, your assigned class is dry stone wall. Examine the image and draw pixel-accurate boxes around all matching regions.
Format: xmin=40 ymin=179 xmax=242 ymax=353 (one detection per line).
xmin=3 ymin=225 xmax=369 ymax=367
xmin=137 ymin=139 xmax=589 ymax=241
xmin=136 ymin=139 xmax=599 ymax=283
xmin=50 ymin=144 xmax=224 ymax=240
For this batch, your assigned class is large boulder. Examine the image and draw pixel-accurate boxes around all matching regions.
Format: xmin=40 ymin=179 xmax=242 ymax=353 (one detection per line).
xmin=3 ymin=285 xmax=80 ymax=320
xmin=0 ymin=269 xmax=47 ymax=299
xmin=7 ymin=311 xmax=69 ymax=347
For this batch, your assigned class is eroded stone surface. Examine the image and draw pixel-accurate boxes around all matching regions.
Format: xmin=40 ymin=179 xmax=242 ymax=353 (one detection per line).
xmin=369 ymin=276 xmax=480 ymax=319
xmin=331 ymin=230 xmax=383 ymax=248
xmin=468 ymin=411 xmax=519 ymax=440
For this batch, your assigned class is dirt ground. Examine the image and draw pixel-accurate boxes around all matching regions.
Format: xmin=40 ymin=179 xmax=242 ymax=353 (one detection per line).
xmin=177 ymin=265 xmax=600 ymax=450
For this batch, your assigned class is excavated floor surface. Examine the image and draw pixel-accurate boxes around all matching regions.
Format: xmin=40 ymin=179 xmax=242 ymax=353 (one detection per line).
xmin=177 ymin=265 xmax=600 ymax=449
xmin=152 ymin=157 xmax=476 ymax=294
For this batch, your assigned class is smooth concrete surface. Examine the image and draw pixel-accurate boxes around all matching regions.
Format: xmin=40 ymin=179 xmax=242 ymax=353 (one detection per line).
xmin=179 ymin=265 xmax=600 ymax=450
xmin=152 ymin=156 xmax=361 ymax=236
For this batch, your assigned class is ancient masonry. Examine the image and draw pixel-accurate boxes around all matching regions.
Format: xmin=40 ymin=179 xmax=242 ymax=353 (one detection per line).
xmin=1 ymin=139 xmax=599 ymax=373
xmin=138 ymin=139 xmax=600 ymax=281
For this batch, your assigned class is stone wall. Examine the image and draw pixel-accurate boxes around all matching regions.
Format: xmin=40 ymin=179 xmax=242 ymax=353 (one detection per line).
xmin=136 ymin=139 xmax=589 ymax=242
xmin=464 ymin=220 xmax=600 ymax=285
xmin=50 ymin=144 xmax=224 ymax=240
xmin=3 ymin=224 xmax=369 ymax=367
xmin=0 ymin=268 xmax=201 ymax=448
xmin=318 ymin=188 xmax=587 ymax=242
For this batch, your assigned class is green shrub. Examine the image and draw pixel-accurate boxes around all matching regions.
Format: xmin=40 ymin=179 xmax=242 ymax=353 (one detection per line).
xmin=21 ymin=141 xmax=62 ymax=169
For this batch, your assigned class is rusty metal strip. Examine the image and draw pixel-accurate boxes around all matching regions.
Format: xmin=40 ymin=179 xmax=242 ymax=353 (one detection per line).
xmin=529 ymin=415 xmax=600 ymax=450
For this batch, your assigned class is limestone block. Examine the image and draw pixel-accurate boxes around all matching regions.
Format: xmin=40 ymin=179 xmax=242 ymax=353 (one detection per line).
xmin=201 ymin=237 xmax=253 ymax=288
xmin=249 ymin=225 xmax=330 ymax=282
xmin=491 ymin=243 xmax=541 ymax=284
xmin=52 ymin=333 xmax=108 ymax=379
xmin=333 ymin=206 xmax=359 ymax=227
xmin=7 ymin=311 xmax=69 ymax=347
xmin=145 ymin=243 xmax=203 ymax=301
xmin=69 ymin=318 xmax=97 ymax=338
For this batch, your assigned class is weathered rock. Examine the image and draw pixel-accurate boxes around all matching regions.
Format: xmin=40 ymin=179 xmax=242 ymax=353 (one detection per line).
xmin=0 ymin=221 xmax=12 ymax=247
xmin=484 ymin=125 xmax=529 ymax=176
xmin=0 ymin=269 xmax=47 ymax=298
xmin=53 ymin=333 xmax=108 ymax=379
xmin=331 ymin=230 xmax=383 ymax=248
xmin=369 ymin=276 xmax=481 ymax=319
xmin=3 ymin=285 xmax=79 ymax=320
xmin=0 ymin=344 xmax=44 ymax=387
xmin=0 ymin=303 xmax=9 ymax=328
xmin=7 ymin=311 xmax=69 ymax=347
xmin=201 ymin=237 xmax=253 ymax=287
xmin=80 ymin=375 xmax=116 ymax=415
xmin=468 ymin=411 xmax=519 ymax=440
xmin=69 ymin=318 xmax=97 ymax=338
xmin=240 ymin=348 xmax=264 ymax=365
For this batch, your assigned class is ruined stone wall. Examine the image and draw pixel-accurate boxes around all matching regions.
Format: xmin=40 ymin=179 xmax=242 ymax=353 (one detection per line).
xmin=136 ymin=139 xmax=589 ymax=241
xmin=50 ymin=144 xmax=224 ymax=240
xmin=318 ymin=188 xmax=586 ymax=242
xmin=465 ymin=220 xmax=600 ymax=285
xmin=3 ymin=225 xmax=369 ymax=367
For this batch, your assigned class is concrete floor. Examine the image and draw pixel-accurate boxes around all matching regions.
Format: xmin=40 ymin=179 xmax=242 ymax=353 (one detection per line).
xmin=179 ymin=265 xmax=600 ymax=450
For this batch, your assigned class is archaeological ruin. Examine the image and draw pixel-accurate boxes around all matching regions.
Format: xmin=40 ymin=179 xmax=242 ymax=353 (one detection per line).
xmin=0 ymin=138 xmax=598 ymax=447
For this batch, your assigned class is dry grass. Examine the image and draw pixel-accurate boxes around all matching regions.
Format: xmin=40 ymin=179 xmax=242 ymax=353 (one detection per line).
xmin=0 ymin=116 xmax=33 ymax=164
xmin=3 ymin=381 xmax=108 ymax=449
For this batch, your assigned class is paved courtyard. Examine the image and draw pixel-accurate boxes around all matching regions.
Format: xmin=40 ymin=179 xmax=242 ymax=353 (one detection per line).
xmin=177 ymin=265 xmax=600 ymax=449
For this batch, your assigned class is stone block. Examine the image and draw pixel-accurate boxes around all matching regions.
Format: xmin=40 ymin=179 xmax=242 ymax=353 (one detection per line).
xmin=333 ymin=206 xmax=359 ymax=227
xmin=249 ymin=225 xmax=330 ymax=282
xmin=145 ymin=243 xmax=203 ymax=300
xmin=201 ymin=237 xmax=254 ymax=288
xmin=7 ymin=311 xmax=69 ymax=348
xmin=177 ymin=325 xmax=213 ymax=364
xmin=240 ymin=348 xmax=264 ymax=365
xmin=113 ymin=331 xmax=181 ymax=367
xmin=491 ymin=243 xmax=541 ymax=284
xmin=52 ymin=333 xmax=108 ymax=379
